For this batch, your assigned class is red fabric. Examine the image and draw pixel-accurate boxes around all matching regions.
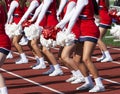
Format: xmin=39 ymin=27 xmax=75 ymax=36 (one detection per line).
xmin=79 ymin=0 xmax=100 ymax=39
xmin=42 ymin=26 xmax=61 ymax=40
xmin=13 ymin=0 xmax=25 ymax=24
xmin=0 ymin=5 xmax=11 ymax=50
xmin=99 ymin=0 xmax=112 ymax=25
xmin=63 ymin=0 xmax=80 ymax=39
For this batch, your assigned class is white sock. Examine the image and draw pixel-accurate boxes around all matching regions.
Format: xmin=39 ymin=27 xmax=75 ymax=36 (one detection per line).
xmin=85 ymin=76 xmax=93 ymax=85
xmin=95 ymin=77 xmax=104 ymax=87
xmin=0 ymin=87 xmax=8 ymax=94
xmin=71 ymin=70 xmax=76 ymax=77
xmin=53 ymin=64 xmax=60 ymax=70
xmin=75 ymin=70 xmax=84 ymax=78
xmin=39 ymin=57 xmax=45 ymax=65
xmin=104 ymin=50 xmax=111 ymax=58
xmin=20 ymin=53 xmax=27 ymax=60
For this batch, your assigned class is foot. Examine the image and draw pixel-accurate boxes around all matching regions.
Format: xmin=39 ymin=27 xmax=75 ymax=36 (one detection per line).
xmin=71 ymin=77 xmax=85 ymax=84
xmin=89 ymin=85 xmax=105 ymax=92
xmin=19 ymin=38 xmax=28 ymax=46
xmin=42 ymin=68 xmax=54 ymax=75
xmin=6 ymin=53 xmax=13 ymax=59
xmin=76 ymin=83 xmax=94 ymax=91
xmin=66 ymin=76 xmax=77 ymax=82
xmin=96 ymin=56 xmax=105 ymax=61
xmin=15 ymin=58 xmax=28 ymax=64
xmin=32 ymin=63 xmax=46 ymax=69
xmin=101 ymin=56 xmax=113 ymax=62
xmin=49 ymin=70 xmax=63 ymax=76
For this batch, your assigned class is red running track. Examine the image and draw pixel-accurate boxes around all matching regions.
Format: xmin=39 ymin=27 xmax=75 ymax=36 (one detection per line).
xmin=1 ymin=45 xmax=120 ymax=94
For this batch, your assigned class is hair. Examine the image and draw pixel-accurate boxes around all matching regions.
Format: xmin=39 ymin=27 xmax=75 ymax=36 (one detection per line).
xmin=92 ymin=0 xmax=99 ymax=15
xmin=18 ymin=0 xmax=27 ymax=9
xmin=0 ymin=0 xmax=7 ymax=14
xmin=56 ymin=0 xmax=60 ymax=9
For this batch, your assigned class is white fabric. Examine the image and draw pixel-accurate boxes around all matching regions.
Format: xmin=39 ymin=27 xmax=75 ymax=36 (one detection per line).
xmin=18 ymin=0 xmax=39 ymax=25
xmin=30 ymin=2 xmax=43 ymax=22
xmin=56 ymin=1 xmax=76 ymax=29
xmin=24 ymin=24 xmax=43 ymax=40
xmin=57 ymin=0 xmax=68 ymax=16
xmin=7 ymin=1 xmax=19 ymax=24
xmin=35 ymin=0 xmax=53 ymax=26
xmin=67 ymin=0 xmax=88 ymax=32
xmin=5 ymin=23 xmax=22 ymax=38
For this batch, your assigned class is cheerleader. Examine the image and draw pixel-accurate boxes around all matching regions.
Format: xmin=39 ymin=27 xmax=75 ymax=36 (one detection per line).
xmin=19 ymin=0 xmax=46 ymax=69
xmin=6 ymin=0 xmax=28 ymax=64
xmin=56 ymin=0 xmax=85 ymax=84
xmin=65 ymin=0 xmax=105 ymax=92
xmin=28 ymin=0 xmax=63 ymax=76
xmin=0 ymin=0 xmax=11 ymax=94
xmin=96 ymin=0 xmax=113 ymax=62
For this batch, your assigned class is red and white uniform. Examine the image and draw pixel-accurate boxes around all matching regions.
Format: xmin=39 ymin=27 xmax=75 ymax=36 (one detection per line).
xmin=7 ymin=0 xmax=26 ymax=24
xmin=5 ymin=0 xmax=12 ymax=11
xmin=34 ymin=0 xmax=58 ymax=27
xmin=0 ymin=5 xmax=11 ymax=55
xmin=13 ymin=0 xmax=25 ymax=24
xmin=18 ymin=0 xmax=40 ymax=25
xmin=67 ymin=0 xmax=100 ymax=43
xmin=98 ymin=0 xmax=112 ymax=28
xmin=45 ymin=0 xmax=58 ymax=26
xmin=64 ymin=0 xmax=80 ymax=39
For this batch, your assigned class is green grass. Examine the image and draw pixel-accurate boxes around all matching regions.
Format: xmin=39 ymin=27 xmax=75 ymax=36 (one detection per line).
xmin=103 ymin=30 xmax=120 ymax=47
xmin=102 ymin=0 xmax=120 ymax=47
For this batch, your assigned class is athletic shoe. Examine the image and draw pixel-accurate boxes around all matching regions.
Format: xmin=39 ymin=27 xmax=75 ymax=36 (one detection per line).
xmin=76 ymin=83 xmax=94 ymax=91
xmin=32 ymin=63 xmax=46 ymax=69
xmin=66 ymin=76 xmax=77 ymax=82
xmin=15 ymin=58 xmax=28 ymax=64
xmin=101 ymin=56 xmax=113 ymax=62
xmin=96 ymin=56 xmax=105 ymax=61
xmin=6 ymin=52 xmax=13 ymax=59
xmin=19 ymin=37 xmax=28 ymax=46
xmin=49 ymin=70 xmax=63 ymax=76
xmin=71 ymin=77 xmax=85 ymax=84
xmin=42 ymin=68 xmax=54 ymax=75
xmin=89 ymin=85 xmax=105 ymax=92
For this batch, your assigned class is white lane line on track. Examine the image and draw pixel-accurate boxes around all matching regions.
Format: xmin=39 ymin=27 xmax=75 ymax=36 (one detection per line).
xmin=102 ymin=78 xmax=120 ymax=85
xmin=92 ymin=56 xmax=120 ymax=64
xmin=0 ymin=68 xmax=64 ymax=94
xmin=13 ymin=52 xmax=120 ymax=85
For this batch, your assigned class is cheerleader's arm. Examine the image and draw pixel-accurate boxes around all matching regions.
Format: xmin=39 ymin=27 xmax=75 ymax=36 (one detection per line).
xmin=35 ymin=0 xmax=53 ymax=26
xmin=67 ymin=0 xmax=88 ymax=32
xmin=18 ymin=0 xmax=39 ymax=25
xmin=57 ymin=0 xmax=68 ymax=17
xmin=56 ymin=1 xmax=76 ymax=29
xmin=7 ymin=1 xmax=18 ymax=24
xmin=30 ymin=2 xmax=43 ymax=22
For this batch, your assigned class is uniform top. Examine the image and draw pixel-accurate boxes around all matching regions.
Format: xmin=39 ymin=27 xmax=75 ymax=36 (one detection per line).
xmin=0 ymin=4 xmax=7 ymax=34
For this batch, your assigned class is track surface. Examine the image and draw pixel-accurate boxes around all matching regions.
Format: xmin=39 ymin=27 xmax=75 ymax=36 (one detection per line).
xmin=1 ymin=45 xmax=120 ymax=94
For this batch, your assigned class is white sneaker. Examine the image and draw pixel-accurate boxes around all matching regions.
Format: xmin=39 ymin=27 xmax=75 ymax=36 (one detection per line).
xmin=49 ymin=70 xmax=63 ymax=76
xmin=71 ymin=77 xmax=85 ymax=84
xmin=6 ymin=52 xmax=13 ymax=59
xmin=32 ymin=63 xmax=46 ymax=70
xmin=66 ymin=76 xmax=77 ymax=82
xmin=89 ymin=85 xmax=105 ymax=92
xmin=15 ymin=58 xmax=28 ymax=64
xmin=76 ymin=83 xmax=94 ymax=91
xmin=101 ymin=56 xmax=113 ymax=62
xmin=19 ymin=38 xmax=28 ymax=46
xmin=96 ymin=56 xmax=105 ymax=61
